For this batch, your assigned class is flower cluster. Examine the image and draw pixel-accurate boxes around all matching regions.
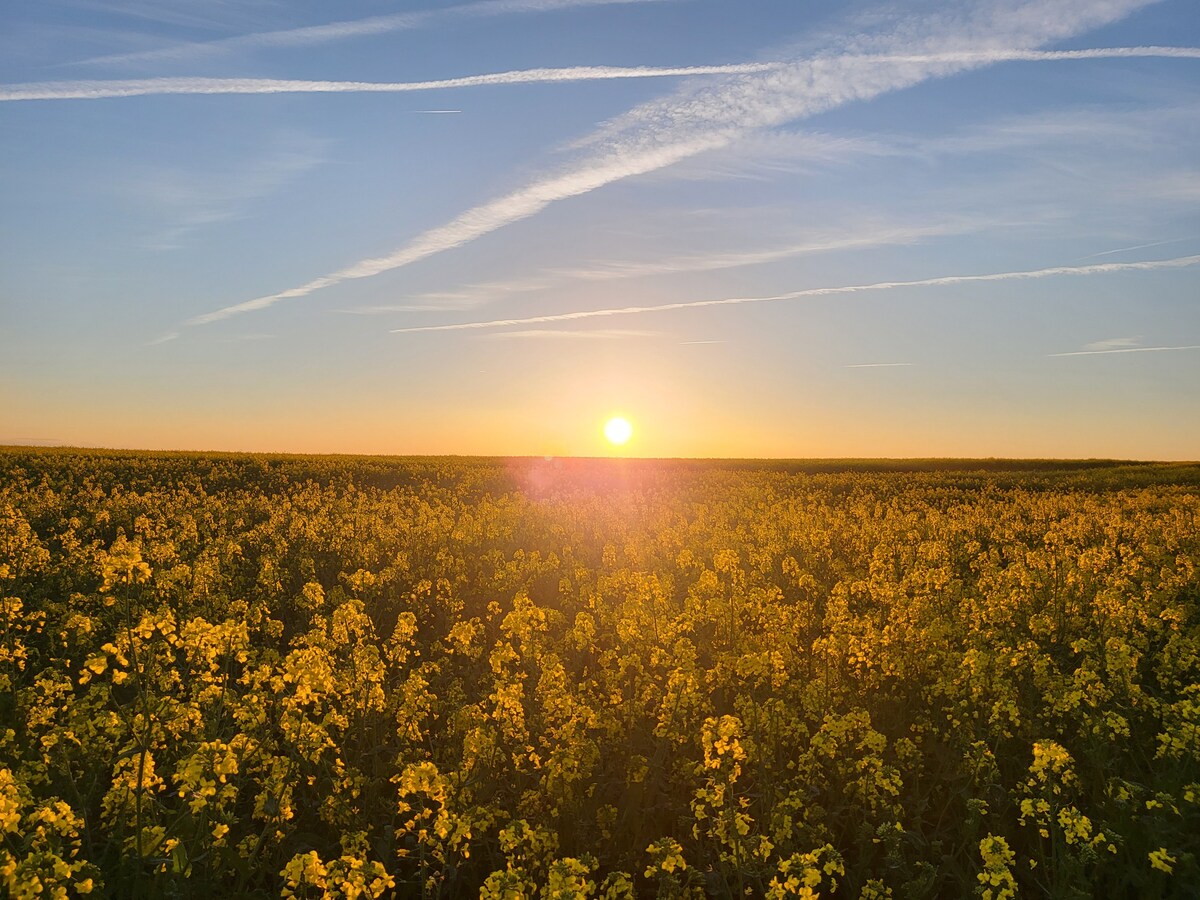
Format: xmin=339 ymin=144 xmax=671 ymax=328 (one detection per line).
xmin=1 ymin=449 xmax=1198 ymax=896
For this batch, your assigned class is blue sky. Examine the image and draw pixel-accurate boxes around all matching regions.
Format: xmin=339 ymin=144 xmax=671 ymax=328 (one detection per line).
xmin=1 ymin=0 xmax=1197 ymax=458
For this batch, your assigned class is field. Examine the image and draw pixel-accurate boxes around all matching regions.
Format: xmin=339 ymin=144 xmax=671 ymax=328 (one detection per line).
xmin=2 ymin=449 xmax=1199 ymax=898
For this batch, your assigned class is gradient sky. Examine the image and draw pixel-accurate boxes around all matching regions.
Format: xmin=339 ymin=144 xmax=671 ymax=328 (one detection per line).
xmin=1 ymin=0 xmax=1198 ymax=459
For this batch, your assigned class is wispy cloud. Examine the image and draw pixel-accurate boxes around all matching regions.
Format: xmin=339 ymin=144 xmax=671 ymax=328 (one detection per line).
xmin=914 ymin=45 xmax=1200 ymax=62
xmin=62 ymin=1 xmax=283 ymax=33
xmin=662 ymin=130 xmax=901 ymax=182
xmin=179 ymin=2 xmax=1163 ymax=331
xmin=130 ymin=132 xmax=327 ymax=248
xmin=1084 ymin=336 xmax=1141 ymax=351
xmin=477 ymin=328 xmax=656 ymax=340
xmin=1050 ymin=344 xmax=1200 ymax=357
xmin=906 ymin=104 xmax=1197 ymax=160
xmin=75 ymin=0 xmax=679 ymax=66
xmin=552 ymin=221 xmax=979 ymax=281
xmin=376 ymin=219 xmax=982 ymax=313
xmin=16 ymin=46 xmax=1197 ymax=103
xmin=1131 ymin=171 xmax=1200 ymax=204
xmin=844 ymin=362 xmax=915 ymax=368
xmin=149 ymin=329 xmax=277 ymax=346
xmin=343 ymin=275 xmax=560 ymax=314
xmin=1075 ymin=237 xmax=1198 ymax=260
xmin=388 ymin=254 xmax=1200 ymax=334
xmin=701 ymin=100 xmax=1197 ymax=191
xmin=0 ymin=64 xmax=782 ymax=102
xmin=337 ymin=304 xmax=465 ymax=315
xmin=361 ymin=279 xmax=555 ymax=314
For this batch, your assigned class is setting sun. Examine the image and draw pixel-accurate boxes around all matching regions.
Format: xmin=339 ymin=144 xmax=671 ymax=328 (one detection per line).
xmin=604 ymin=416 xmax=633 ymax=446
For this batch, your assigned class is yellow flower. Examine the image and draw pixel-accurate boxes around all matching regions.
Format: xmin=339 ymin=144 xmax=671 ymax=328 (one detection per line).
xmin=644 ymin=838 xmax=687 ymax=877
xmin=977 ymin=835 xmax=1017 ymax=900
xmin=1148 ymin=848 xmax=1176 ymax=874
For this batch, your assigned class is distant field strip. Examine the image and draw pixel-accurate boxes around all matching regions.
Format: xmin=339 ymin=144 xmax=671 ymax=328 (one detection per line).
xmin=390 ymin=254 xmax=1200 ymax=334
xmin=4 ymin=47 xmax=1198 ymax=102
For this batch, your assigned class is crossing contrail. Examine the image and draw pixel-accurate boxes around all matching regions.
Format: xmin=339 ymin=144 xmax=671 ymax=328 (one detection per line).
xmin=0 ymin=63 xmax=782 ymax=102
xmin=9 ymin=46 xmax=1197 ymax=103
xmin=183 ymin=40 xmax=1191 ymax=328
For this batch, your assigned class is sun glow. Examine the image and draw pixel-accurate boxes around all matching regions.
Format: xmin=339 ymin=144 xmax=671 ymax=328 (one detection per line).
xmin=604 ymin=416 xmax=633 ymax=446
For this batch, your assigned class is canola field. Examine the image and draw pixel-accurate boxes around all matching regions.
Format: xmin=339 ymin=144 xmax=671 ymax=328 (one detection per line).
xmin=2 ymin=449 xmax=1199 ymax=899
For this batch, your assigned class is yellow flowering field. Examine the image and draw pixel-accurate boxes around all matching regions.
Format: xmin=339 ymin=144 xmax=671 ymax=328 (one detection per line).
xmin=1 ymin=449 xmax=1198 ymax=898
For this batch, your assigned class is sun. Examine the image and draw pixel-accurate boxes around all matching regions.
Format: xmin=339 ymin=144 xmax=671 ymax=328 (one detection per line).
xmin=603 ymin=416 xmax=633 ymax=446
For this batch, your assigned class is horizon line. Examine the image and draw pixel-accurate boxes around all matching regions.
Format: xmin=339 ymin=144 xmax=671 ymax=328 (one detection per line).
xmin=1 ymin=444 xmax=1193 ymax=465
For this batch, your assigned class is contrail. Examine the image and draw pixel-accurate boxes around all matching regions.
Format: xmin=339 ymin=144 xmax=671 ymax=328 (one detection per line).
xmin=388 ymin=255 xmax=1200 ymax=334
xmin=75 ymin=0 xmax=680 ymax=66
xmin=10 ymin=46 xmax=1197 ymax=103
xmin=898 ymin=45 xmax=1200 ymax=62
xmin=1074 ymin=235 xmax=1198 ymax=260
xmin=180 ymin=2 xmax=1164 ymax=329
xmin=1049 ymin=344 xmax=1200 ymax=357
xmin=0 ymin=63 xmax=783 ymax=102
xmin=478 ymin=328 xmax=656 ymax=340
xmin=375 ymin=220 xmax=978 ymax=314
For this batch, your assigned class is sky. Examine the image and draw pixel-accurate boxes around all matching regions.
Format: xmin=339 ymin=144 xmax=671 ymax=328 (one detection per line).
xmin=1 ymin=0 xmax=1198 ymax=459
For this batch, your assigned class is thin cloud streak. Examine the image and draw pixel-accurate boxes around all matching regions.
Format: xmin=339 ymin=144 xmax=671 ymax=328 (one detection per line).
xmin=714 ymin=102 xmax=1198 ymax=187
xmin=76 ymin=0 xmax=678 ymax=66
xmin=389 ymin=255 xmax=1200 ymax=334
xmin=1049 ymin=344 xmax=1200 ymax=356
xmin=393 ymin=220 xmax=980 ymax=313
xmin=1085 ymin=336 xmax=1140 ymax=350
xmin=185 ymin=130 xmax=730 ymax=326
xmin=844 ymin=363 xmax=915 ymax=368
xmin=1074 ymin=236 xmax=1197 ymax=260
xmin=554 ymin=221 xmax=975 ymax=281
xmin=133 ymin=132 xmax=328 ymax=249
xmin=0 ymin=64 xmax=782 ymax=102
xmin=182 ymin=4 xmax=1167 ymax=329
xmin=337 ymin=305 xmax=457 ymax=315
xmin=13 ymin=47 xmax=1198 ymax=103
xmin=897 ymin=45 xmax=1200 ymax=61
xmin=477 ymin=328 xmax=656 ymax=339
